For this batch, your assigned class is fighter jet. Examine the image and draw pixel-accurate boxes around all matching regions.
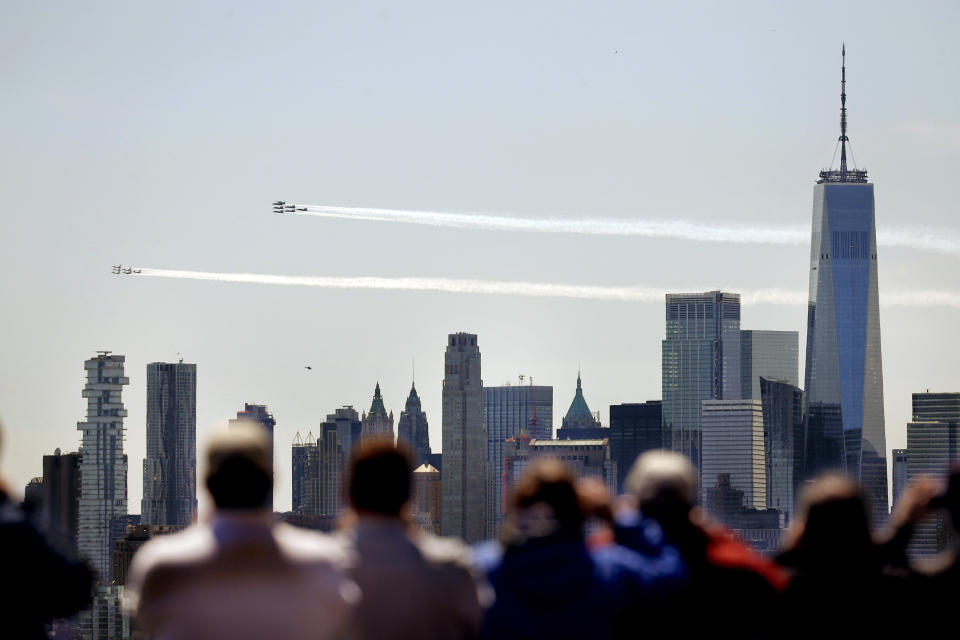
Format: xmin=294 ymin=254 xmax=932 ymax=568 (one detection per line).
xmin=123 ymin=267 xmax=133 ymax=274
xmin=273 ymin=201 xmax=285 ymax=206
xmin=112 ymin=265 xmax=122 ymax=274
xmin=305 ymin=365 xmax=312 ymax=370
xmin=296 ymin=207 xmax=308 ymax=212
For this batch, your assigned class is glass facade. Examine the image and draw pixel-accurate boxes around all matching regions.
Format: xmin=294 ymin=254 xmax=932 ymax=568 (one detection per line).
xmin=142 ymin=362 xmax=197 ymax=527
xmin=906 ymin=392 xmax=960 ymax=555
xmin=662 ymin=291 xmax=741 ymax=470
xmin=740 ymin=330 xmax=799 ymax=400
xmin=700 ymin=400 xmax=766 ymax=520
xmin=484 ymin=384 xmax=553 ymax=532
xmin=804 ymin=181 xmax=888 ymax=523
xmin=760 ymin=378 xmax=804 ymax=523
xmin=609 ymin=401 xmax=662 ymax=494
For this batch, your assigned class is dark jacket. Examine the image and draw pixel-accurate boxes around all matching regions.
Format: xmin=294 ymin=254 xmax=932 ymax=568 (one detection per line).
xmin=0 ymin=490 xmax=93 ymax=639
xmin=475 ymin=527 xmax=684 ymax=640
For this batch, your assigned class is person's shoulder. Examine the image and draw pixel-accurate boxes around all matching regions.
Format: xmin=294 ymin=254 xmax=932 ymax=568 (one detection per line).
xmin=132 ymin=524 xmax=215 ymax=573
xmin=413 ymin=531 xmax=476 ymax=571
xmin=274 ymin=523 xmax=352 ymax=566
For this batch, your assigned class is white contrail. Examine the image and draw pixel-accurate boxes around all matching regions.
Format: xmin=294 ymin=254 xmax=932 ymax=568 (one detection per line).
xmin=287 ymin=204 xmax=960 ymax=256
xmin=129 ymin=268 xmax=960 ymax=309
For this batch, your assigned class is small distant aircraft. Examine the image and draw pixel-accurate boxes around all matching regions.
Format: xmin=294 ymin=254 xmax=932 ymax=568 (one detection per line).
xmin=273 ymin=201 xmax=285 ymax=206
xmin=305 ymin=365 xmax=312 ymax=370
xmin=296 ymin=207 xmax=307 ymax=212
xmin=112 ymin=265 xmax=141 ymax=275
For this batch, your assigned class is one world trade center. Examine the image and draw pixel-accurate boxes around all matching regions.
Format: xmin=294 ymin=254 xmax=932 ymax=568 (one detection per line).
xmin=804 ymin=46 xmax=888 ymax=523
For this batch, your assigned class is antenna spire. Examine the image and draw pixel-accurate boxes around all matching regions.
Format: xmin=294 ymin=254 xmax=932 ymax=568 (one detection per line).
xmin=839 ymin=44 xmax=848 ymax=180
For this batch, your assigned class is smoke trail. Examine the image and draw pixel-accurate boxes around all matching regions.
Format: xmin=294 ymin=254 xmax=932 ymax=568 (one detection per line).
xmin=291 ymin=204 xmax=807 ymax=245
xmin=129 ymin=268 xmax=960 ymax=308
xmin=288 ymin=204 xmax=960 ymax=256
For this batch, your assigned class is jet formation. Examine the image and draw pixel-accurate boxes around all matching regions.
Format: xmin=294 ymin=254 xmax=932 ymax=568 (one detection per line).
xmin=273 ymin=201 xmax=307 ymax=214
xmin=112 ymin=265 xmax=141 ymax=275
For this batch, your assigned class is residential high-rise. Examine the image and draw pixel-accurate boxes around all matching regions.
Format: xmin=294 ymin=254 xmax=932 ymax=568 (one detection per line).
xmin=740 ymin=330 xmax=799 ymax=400
xmin=397 ymin=383 xmax=431 ymax=465
xmin=441 ymin=332 xmax=487 ymax=543
xmin=292 ymin=431 xmax=319 ymax=515
xmin=803 ymin=47 xmax=888 ymax=522
xmin=662 ymin=291 xmax=742 ymax=470
xmin=484 ymin=381 xmax=553 ymax=531
xmin=142 ymin=361 xmax=197 ymax=527
xmin=361 ymin=383 xmax=395 ymax=440
xmin=700 ymin=400 xmax=766 ymax=523
xmin=229 ymin=403 xmax=276 ymax=510
xmin=412 ymin=463 xmax=442 ymax=534
xmin=906 ymin=392 xmax=960 ymax=555
xmin=759 ymin=378 xmax=804 ymax=522
xmin=557 ymin=373 xmax=606 ymax=440
xmin=77 ymin=352 xmax=129 ymax=583
xmin=42 ymin=449 xmax=82 ymax=551
xmin=609 ymin=401 xmax=662 ymax=494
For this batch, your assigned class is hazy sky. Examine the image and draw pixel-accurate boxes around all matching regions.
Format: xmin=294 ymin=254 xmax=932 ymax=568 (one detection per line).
xmin=2 ymin=2 xmax=958 ymax=512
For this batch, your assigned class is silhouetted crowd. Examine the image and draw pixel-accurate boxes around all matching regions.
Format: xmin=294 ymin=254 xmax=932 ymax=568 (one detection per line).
xmin=2 ymin=422 xmax=959 ymax=640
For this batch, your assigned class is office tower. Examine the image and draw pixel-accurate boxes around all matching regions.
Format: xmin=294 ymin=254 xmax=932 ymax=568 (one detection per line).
xmin=397 ymin=383 xmax=432 ymax=465
xmin=891 ymin=449 xmax=908 ymax=511
xmin=700 ymin=400 xmax=766 ymax=523
xmin=112 ymin=525 xmax=152 ymax=586
xmin=229 ymin=403 xmax=276 ymax=510
xmin=322 ymin=405 xmax=363 ymax=457
xmin=42 ymin=449 xmax=83 ymax=551
xmin=609 ymin=401 xmax=663 ymax=494
xmin=317 ymin=423 xmax=345 ymax=518
xmin=803 ymin=48 xmax=888 ymax=522
xmin=292 ymin=432 xmax=319 ymax=515
xmin=361 ymin=383 xmax=394 ymax=440
xmin=662 ymin=291 xmax=742 ymax=469
xmin=412 ymin=463 xmax=442 ymax=534
xmin=557 ymin=373 xmax=607 ymax=440
xmin=77 ymin=352 xmax=129 ymax=583
xmin=502 ymin=437 xmax=615 ymax=497
xmin=760 ymin=378 xmax=804 ymax=523
xmin=23 ymin=476 xmax=43 ymax=508
xmin=740 ymin=330 xmax=799 ymax=400
xmin=142 ymin=361 xmax=197 ymax=528
xmin=441 ymin=332 xmax=487 ymax=543
xmin=484 ymin=381 xmax=553 ymax=531
xmin=906 ymin=392 xmax=960 ymax=555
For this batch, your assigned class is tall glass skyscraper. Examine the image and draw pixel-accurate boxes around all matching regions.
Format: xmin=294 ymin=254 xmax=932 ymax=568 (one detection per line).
xmin=662 ymin=291 xmax=742 ymax=470
xmin=142 ymin=361 xmax=197 ymax=527
xmin=484 ymin=382 xmax=552 ymax=532
xmin=804 ymin=47 xmax=888 ymax=522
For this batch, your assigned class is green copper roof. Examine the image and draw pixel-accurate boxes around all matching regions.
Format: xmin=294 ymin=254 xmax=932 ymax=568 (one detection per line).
xmin=563 ymin=373 xmax=595 ymax=425
xmin=368 ymin=382 xmax=388 ymax=418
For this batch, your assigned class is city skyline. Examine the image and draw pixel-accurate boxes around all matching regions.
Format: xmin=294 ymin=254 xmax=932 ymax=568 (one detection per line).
xmin=3 ymin=4 xmax=960 ymax=515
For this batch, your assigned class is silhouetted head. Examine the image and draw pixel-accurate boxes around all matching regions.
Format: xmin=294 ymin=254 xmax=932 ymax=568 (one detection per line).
xmin=503 ymin=458 xmax=585 ymax=543
xmin=347 ymin=438 xmax=413 ymax=518
xmin=205 ymin=424 xmax=273 ymax=510
xmin=788 ymin=473 xmax=873 ymax=564
xmin=946 ymin=463 xmax=960 ymax=533
xmin=625 ymin=450 xmax=697 ymax=527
